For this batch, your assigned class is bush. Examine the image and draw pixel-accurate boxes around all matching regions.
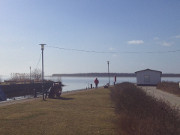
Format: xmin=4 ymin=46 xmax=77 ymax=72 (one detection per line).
xmin=111 ymin=82 xmax=180 ymax=135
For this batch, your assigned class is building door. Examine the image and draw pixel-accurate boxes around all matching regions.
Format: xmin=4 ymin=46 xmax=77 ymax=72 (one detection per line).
xmin=144 ymin=75 xmax=150 ymax=83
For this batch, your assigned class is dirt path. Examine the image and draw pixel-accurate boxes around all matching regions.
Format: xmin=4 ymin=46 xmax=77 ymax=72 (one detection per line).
xmin=140 ymin=86 xmax=180 ymax=110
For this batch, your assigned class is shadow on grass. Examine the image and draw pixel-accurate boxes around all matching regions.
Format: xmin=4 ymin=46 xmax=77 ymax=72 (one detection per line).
xmin=59 ymin=97 xmax=74 ymax=100
xmin=49 ymin=97 xmax=74 ymax=100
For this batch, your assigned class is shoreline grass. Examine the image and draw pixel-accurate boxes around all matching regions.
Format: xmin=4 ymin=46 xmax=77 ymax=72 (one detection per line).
xmin=157 ymin=81 xmax=180 ymax=96
xmin=110 ymin=82 xmax=180 ymax=135
xmin=0 ymin=88 xmax=118 ymax=135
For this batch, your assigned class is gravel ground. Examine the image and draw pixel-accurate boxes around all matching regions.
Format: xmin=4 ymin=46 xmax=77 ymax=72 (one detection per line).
xmin=140 ymin=86 xmax=180 ymax=111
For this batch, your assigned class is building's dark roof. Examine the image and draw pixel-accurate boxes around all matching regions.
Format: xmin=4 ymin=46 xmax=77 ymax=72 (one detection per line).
xmin=135 ymin=69 xmax=162 ymax=74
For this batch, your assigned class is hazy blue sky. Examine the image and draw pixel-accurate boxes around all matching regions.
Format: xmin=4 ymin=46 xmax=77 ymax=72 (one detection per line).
xmin=0 ymin=0 xmax=180 ymax=76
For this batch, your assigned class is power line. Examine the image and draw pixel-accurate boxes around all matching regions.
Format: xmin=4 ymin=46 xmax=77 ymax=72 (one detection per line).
xmin=46 ymin=45 xmax=180 ymax=54
xmin=47 ymin=46 xmax=112 ymax=53
xmin=35 ymin=53 xmax=41 ymax=69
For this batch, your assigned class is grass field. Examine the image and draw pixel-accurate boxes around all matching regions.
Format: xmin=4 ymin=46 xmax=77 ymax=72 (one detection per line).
xmin=0 ymin=88 xmax=118 ymax=135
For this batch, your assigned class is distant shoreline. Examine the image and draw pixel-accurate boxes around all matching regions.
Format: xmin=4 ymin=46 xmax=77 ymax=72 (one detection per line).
xmin=52 ymin=73 xmax=180 ymax=77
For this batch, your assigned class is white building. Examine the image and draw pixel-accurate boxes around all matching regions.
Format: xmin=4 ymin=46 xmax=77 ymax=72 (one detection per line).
xmin=135 ymin=69 xmax=162 ymax=86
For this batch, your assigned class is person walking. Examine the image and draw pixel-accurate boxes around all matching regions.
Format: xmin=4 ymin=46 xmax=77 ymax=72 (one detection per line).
xmin=94 ymin=78 xmax=99 ymax=88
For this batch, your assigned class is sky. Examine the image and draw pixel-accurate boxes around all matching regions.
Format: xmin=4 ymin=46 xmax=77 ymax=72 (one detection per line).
xmin=0 ymin=0 xmax=180 ymax=76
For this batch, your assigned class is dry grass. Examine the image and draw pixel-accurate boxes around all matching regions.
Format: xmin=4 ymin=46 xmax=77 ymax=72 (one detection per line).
xmin=0 ymin=88 xmax=118 ymax=135
xmin=111 ymin=82 xmax=180 ymax=135
xmin=157 ymin=81 xmax=180 ymax=96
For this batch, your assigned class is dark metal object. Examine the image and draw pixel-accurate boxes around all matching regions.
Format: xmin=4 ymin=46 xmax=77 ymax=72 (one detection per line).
xmin=48 ymin=82 xmax=62 ymax=98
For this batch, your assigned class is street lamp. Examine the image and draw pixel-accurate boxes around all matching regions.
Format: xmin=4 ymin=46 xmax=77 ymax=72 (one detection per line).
xmin=39 ymin=44 xmax=46 ymax=100
xmin=107 ymin=61 xmax=110 ymax=85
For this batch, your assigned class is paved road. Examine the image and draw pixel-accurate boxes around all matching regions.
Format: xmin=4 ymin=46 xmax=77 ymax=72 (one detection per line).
xmin=140 ymin=86 xmax=180 ymax=111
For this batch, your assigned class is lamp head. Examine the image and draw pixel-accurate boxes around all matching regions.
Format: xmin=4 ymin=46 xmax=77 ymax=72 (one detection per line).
xmin=39 ymin=44 xmax=46 ymax=50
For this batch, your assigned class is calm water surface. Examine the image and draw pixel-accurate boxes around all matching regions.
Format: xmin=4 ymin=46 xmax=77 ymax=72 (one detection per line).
xmin=46 ymin=76 xmax=180 ymax=92
xmin=1 ymin=75 xmax=180 ymax=92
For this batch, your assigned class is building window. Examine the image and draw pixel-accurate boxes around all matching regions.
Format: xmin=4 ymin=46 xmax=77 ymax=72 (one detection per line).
xmin=144 ymin=75 xmax=150 ymax=83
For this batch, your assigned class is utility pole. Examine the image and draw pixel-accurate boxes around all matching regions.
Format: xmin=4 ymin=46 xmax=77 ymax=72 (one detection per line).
xmin=39 ymin=44 xmax=46 ymax=100
xmin=107 ymin=61 xmax=110 ymax=85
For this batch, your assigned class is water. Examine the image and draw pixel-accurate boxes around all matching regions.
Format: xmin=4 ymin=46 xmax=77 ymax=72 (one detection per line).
xmin=1 ymin=76 xmax=180 ymax=103
xmin=46 ymin=76 xmax=180 ymax=92
xmin=161 ymin=77 xmax=180 ymax=82
xmin=60 ymin=77 xmax=136 ymax=91
xmin=1 ymin=75 xmax=180 ymax=92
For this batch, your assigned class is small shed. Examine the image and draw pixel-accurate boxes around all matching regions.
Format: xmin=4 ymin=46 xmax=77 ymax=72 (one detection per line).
xmin=135 ymin=69 xmax=162 ymax=86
